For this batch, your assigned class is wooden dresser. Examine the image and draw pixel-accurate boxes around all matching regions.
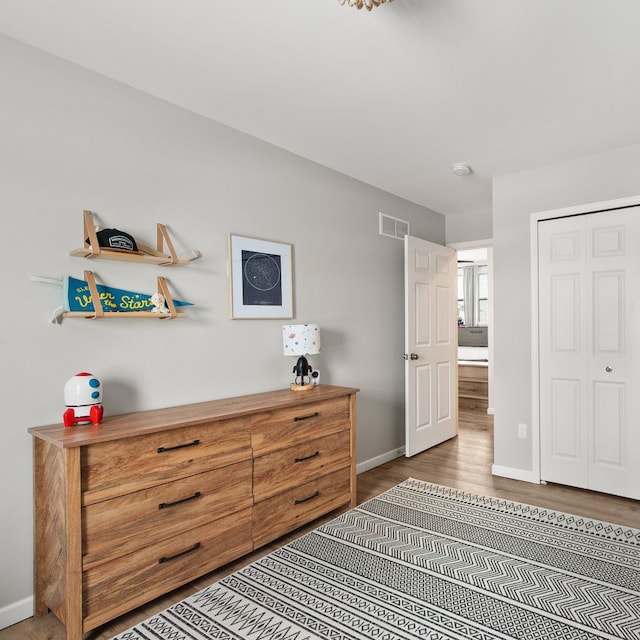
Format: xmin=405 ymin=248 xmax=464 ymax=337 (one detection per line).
xmin=29 ymin=384 xmax=358 ymax=640
xmin=458 ymin=363 xmax=488 ymax=413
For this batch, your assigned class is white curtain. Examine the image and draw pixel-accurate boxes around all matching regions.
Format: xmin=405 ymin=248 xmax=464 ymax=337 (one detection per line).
xmin=462 ymin=265 xmax=476 ymax=327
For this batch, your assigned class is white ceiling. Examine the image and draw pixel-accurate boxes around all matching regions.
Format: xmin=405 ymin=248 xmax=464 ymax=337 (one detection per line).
xmin=2 ymin=0 xmax=640 ymax=217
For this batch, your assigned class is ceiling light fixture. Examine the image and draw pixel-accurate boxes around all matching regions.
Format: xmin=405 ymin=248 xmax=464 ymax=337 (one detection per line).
xmin=338 ymin=0 xmax=395 ymax=11
xmin=452 ymin=163 xmax=472 ymax=176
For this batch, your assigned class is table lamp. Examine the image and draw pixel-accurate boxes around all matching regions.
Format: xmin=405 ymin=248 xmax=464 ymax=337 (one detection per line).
xmin=282 ymin=324 xmax=321 ymax=391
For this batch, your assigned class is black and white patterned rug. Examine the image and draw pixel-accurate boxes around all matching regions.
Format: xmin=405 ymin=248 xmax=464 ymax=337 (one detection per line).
xmin=114 ymin=479 xmax=640 ymax=640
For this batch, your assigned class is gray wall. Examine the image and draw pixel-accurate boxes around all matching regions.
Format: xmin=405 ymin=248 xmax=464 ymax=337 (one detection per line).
xmin=492 ymin=143 xmax=640 ymax=477
xmin=446 ymin=209 xmax=492 ymax=245
xmin=0 ymin=35 xmax=445 ymax=626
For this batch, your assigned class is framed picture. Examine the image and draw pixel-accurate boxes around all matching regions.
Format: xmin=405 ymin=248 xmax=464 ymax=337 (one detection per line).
xmin=228 ymin=234 xmax=293 ymax=319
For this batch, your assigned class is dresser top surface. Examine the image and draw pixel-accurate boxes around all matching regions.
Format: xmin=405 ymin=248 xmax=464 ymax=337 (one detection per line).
xmin=29 ymin=384 xmax=359 ymax=448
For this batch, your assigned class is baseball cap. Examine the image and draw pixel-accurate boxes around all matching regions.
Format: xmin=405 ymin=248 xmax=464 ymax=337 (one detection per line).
xmin=89 ymin=228 xmax=140 ymax=253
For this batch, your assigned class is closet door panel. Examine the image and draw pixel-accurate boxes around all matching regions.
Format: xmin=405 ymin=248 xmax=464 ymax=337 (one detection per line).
xmin=539 ymin=217 xmax=588 ymax=488
xmin=586 ymin=211 xmax=639 ymax=499
xmin=539 ymin=207 xmax=640 ymax=500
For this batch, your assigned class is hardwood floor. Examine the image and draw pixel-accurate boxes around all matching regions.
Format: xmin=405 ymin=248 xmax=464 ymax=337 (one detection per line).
xmin=2 ymin=408 xmax=638 ymax=640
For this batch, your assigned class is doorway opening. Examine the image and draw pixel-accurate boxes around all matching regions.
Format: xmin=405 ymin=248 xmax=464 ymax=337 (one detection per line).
xmin=450 ymin=242 xmax=493 ymax=421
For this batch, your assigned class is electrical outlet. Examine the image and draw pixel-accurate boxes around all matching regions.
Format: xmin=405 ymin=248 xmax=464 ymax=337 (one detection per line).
xmin=518 ymin=423 xmax=527 ymax=439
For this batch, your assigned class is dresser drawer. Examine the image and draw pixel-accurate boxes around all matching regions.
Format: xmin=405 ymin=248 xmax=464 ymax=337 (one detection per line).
xmin=458 ymin=364 xmax=488 ymax=382
xmin=81 ymin=416 xmax=251 ymax=504
xmin=253 ymin=430 xmax=351 ymax=502
xmin=252 ymin=396 xmax=350 ymax=456
xmin=253 ymin=467 xmax=351 ymax=548
xmin=83 ymin=460 xmax=253 ymax=569
xmin=83 ymin=507 xmax=253 ymax=631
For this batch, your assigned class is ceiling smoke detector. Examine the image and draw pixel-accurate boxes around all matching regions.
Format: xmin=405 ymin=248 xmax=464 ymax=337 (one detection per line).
xmin=452 ymin=163 xmax=472 ymax=176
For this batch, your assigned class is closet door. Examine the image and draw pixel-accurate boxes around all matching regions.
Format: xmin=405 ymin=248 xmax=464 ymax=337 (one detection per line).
xmin=538 ymin=207 xmax=640 ymax=500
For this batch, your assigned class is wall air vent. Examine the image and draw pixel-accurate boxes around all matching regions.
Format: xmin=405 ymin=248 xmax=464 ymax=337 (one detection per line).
xmin=379 ymin=212 xmax=410 ymax=240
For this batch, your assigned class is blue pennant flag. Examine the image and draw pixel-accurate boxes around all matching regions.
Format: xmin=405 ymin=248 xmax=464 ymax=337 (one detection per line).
xmin=63 ymin=275 xmax=193 ymax=313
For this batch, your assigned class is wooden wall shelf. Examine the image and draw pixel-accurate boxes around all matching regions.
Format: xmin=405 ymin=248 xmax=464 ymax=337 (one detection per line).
xmin=69 ymin=210 xmax=202 ymax=267
xmin=63 ymin=271 xmax=186 ymax=319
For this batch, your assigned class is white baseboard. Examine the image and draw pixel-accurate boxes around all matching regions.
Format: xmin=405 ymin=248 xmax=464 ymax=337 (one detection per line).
xmin=357 ymin=453 xmax=540 ymax=485
xmin=487 ymin=407 xmax=495 ymax=415
xmin=357 ymin=446 xmax=405 ymax=475
xmin=492 ymin=464 xmax=540 ymax=484
xmin=0 ymin=596 xmax=33 ymax=630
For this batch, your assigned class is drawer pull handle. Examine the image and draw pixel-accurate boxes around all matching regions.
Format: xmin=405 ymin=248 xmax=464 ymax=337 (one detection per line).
xmin=158 ymin=491 xmax=202 ymax=510
xmin=294 ymin=412 xmax=320 ymax=422
xmin=295 ymin=490 xmax=320 ymax=505
xmin=158 ymin=542 xmax=201 ymax=564
xmin=157 ymin=439 xmax=200 ymax=453
xmin=295 ymin=451 xmax=320 ymax=463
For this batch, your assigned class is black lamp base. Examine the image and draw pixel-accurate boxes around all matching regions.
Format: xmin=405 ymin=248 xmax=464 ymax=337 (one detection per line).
xmin=290 ymin=355 xmax=314 ymax=390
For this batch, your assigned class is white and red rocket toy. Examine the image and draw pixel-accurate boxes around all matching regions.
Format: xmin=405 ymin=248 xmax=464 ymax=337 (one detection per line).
xmin=63 ymin=372 xmax=104 ymax=427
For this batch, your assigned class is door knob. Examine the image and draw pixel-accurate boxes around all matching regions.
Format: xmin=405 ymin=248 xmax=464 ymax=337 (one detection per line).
xmin=403 ymin=353 xmax=419 ymax=360
xmin=605 ymin=366 xmax=613 ymax=373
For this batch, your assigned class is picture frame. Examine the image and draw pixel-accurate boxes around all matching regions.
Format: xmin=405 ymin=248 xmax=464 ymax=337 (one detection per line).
xmin=228 ymin=234 xmax=293 ymax=319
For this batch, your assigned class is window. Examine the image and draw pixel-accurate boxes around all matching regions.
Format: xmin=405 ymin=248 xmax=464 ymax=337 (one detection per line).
xmin=457 ymin=264 xmax=489 ymax=327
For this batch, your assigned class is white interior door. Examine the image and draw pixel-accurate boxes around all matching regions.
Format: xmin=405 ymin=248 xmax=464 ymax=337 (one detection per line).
xmin=405 ymin=235 xmax=458 ymax=457
xmin=538 ymin=207 xmax=640 ymax=499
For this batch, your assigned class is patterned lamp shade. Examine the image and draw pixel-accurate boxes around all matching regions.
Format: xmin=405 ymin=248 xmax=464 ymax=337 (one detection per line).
xmin=282 ymin=324 xmax=321 ymax=356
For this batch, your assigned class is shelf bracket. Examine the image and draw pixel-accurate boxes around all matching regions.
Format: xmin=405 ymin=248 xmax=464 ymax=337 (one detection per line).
xmin=158 ymin=224 xmax=179 ymax=265
xmin=83 ymin=211 xmax=102 ymax=258
xmin=84 ymin=270 xmax=104 ymax=318
xmin=157 ymin=276 xmax=178 ymax=319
